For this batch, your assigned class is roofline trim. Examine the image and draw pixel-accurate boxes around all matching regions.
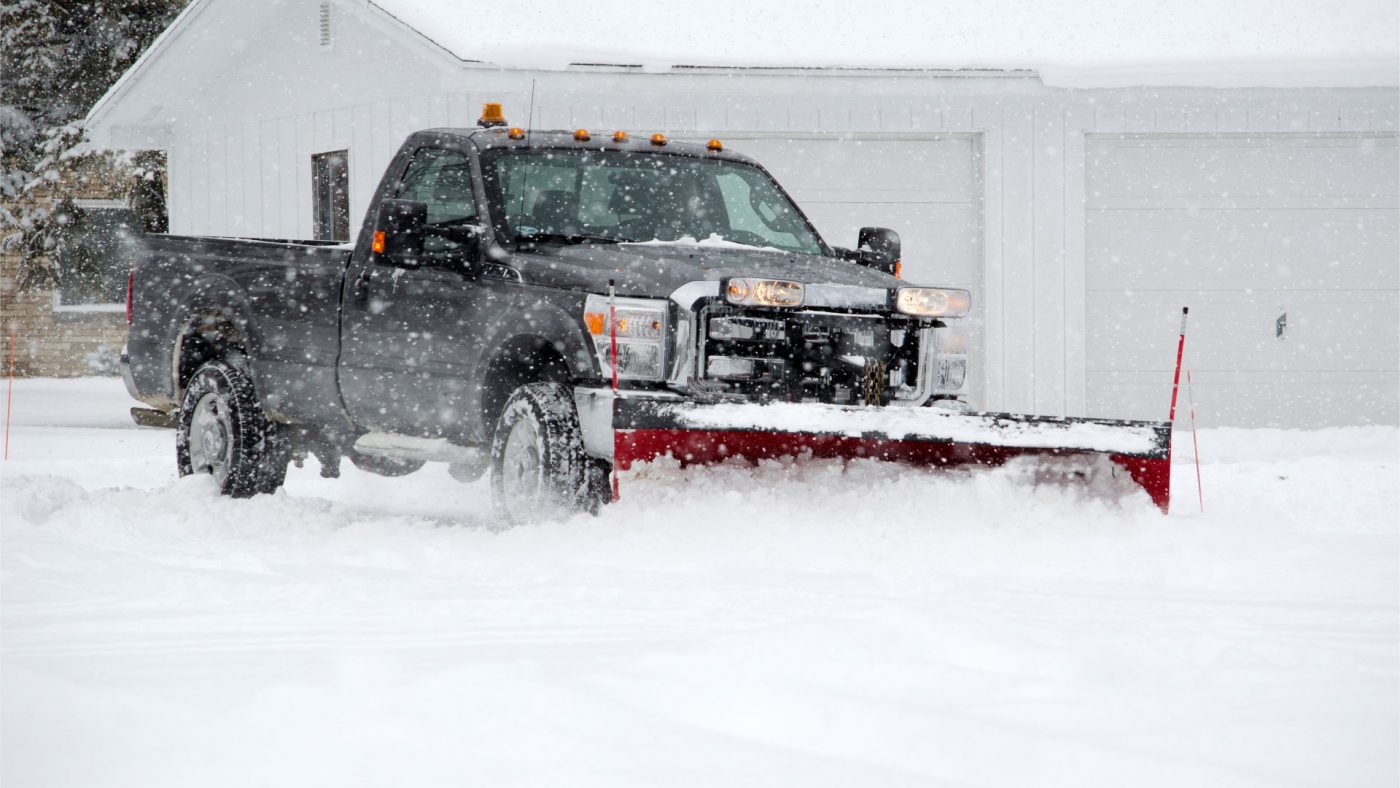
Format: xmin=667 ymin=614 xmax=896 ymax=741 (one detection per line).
xmin=83 ymin=0 xmax=215 ymax=134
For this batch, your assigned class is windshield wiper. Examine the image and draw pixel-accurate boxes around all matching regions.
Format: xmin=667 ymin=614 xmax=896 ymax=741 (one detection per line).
xmin=513 ymin=231 xmax=629 ymax=245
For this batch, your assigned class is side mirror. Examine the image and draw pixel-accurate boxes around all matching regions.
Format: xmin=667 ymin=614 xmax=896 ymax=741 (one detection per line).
xmin=372 ymin=199 xmax=427 ymax=267
xmin=856 ymin=227 xmax=900 ymax=276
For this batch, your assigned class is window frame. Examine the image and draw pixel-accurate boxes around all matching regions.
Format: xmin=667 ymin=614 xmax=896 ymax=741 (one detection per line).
xmin=312 ymin=148 xmax=351 ymax=242
xmin=50 ymin=198 xmax=137 ymax=314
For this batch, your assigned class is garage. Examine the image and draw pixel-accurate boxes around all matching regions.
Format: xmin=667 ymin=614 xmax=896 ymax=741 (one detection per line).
xmin=1085 ymin=134 xmax=1399 ymax=427
xmin=719 ymin=135 xmax=985 ymax=404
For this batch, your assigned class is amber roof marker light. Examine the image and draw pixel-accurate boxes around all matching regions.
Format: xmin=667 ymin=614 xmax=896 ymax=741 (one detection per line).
xmin=650 ymin=133 xmax=668 ymax=146
xmin=479 ymin=102 xmax=507 ymax=128
xmin=574 ymin=129 xmax=592 ymax=142
xmin=507 ymin=127 xmax=526 ymax=140
xmin=707 ymin=139 xmax=723 ymax=152
xmin=612 ymin=131 xmax=629 ymax=143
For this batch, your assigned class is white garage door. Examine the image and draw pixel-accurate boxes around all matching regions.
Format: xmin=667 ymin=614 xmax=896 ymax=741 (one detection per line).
xmin=715 ymin=136 xmax=984 ymax=403
xmin=1086 ymin=134 xmax=1399 ymax=427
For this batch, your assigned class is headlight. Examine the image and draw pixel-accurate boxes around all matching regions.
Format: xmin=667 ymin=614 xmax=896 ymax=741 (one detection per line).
xmin=583 ymin=294 xmax=667 ymax=381
xmin=725 ymin=278 xmax=804 ymax=308
xmin=895 ymin=287 xmax=971 ymax=318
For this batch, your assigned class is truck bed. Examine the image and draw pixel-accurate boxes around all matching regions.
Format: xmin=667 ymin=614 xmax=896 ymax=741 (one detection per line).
xmin=125 ymin=234 xmax=353 ymax=425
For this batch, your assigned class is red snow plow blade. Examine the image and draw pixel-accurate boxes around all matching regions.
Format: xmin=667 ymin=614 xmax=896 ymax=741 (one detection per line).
xmin=613 ymin=400 xmax=1173 ymax=511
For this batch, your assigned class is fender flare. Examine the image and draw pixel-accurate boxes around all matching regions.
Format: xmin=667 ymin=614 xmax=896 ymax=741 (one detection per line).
xmin=169 ymin=274 xmax=263 ymax=401
xmin=465 ymin=298 xmax=597 ymax=442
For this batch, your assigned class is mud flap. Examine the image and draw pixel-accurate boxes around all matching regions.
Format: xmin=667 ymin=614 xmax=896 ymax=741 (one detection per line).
xmin=612 ymin=400 xmax=1173 ymax=512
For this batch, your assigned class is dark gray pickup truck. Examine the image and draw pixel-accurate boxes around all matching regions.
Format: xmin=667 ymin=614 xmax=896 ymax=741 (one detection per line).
xmin=123 ymin=114 xmax=972 ymax=520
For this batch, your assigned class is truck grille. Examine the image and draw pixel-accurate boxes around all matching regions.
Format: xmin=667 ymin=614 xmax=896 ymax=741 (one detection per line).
xmin=697 ymin=305 xmax=929 ymax=405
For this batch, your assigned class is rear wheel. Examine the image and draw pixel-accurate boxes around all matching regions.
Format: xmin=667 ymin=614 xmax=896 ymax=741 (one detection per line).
xmin=177 ymin=359 xmax=288 ymax=497
xmin=490 ymin=382 xmax=593 ymax=524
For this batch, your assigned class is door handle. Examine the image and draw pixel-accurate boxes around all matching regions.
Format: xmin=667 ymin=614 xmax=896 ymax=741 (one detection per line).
xmin=1276 ymin=306 xmax=1287 ymax=339
xmin=353 ymin=269 xmax=372 ymax=304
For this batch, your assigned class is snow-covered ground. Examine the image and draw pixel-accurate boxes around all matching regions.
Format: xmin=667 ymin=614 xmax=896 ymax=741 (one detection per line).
xmin=2 ymin=377 xmax=1396 ymax=787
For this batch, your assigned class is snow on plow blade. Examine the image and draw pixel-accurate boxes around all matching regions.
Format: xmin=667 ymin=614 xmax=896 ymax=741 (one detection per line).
xmin=613 ymin=400 xmax=1173 ymax=511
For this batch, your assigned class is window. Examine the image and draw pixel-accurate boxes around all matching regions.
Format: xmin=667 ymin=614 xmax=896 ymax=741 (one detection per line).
xmin=396 ymin=147 xmax=479 ymax=258
xmin=55 ymin=200 xmax=139 ymax=310
xmin=482 ymin=149 xmax=823 ymax=254
xmin=712 ymin=170 xmax=809 ymax=251
xmin=312 ymin=150 xmax=350 ymax=241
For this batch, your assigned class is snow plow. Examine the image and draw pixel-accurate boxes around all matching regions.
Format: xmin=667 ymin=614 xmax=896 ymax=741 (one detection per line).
xmin=612 ymin=400 xmax=1173 ymax=511
xmin=608 ymin=308 xmax=1189 ymax=514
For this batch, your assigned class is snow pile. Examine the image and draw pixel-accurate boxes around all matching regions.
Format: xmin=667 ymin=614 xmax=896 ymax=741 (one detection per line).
xmin=371 ymin=0 xmax=1400 ymax=87
xmin=2 ymin=378 xmax=1397 ymax=786
xmin=653 ymin=400 xmax=1167 ymax=454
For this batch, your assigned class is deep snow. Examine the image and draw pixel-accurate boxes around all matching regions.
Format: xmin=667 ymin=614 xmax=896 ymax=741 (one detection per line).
xmin=2 ymin=378 xmax=1397 ymax=786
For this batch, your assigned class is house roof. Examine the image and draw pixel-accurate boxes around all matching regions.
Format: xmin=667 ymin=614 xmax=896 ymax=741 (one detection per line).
xmin=83 ymin=0 xmax=1399 ymax=141
xmin=370 ymin=0 xmax=1400 ymax=87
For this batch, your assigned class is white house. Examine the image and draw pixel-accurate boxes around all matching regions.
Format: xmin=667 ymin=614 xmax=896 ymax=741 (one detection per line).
xmin=82 ymin=0 xmax=1400 ymax=427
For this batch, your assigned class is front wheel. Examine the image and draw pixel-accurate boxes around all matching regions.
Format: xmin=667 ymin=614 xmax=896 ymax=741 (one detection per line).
xmin=177 ymin=359 xmax=288 ymax=497
xmin=490 ymin=382 xmax=594 ymax=524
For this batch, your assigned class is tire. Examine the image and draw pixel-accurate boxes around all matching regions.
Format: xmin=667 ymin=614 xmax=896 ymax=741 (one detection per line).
xmin=177 ymin=359 xmax=288 ymax=497
xmin=348 ymin=452 xmax=425 ymax=477
xmin=490 ymin=382 xmax=593 ymax=524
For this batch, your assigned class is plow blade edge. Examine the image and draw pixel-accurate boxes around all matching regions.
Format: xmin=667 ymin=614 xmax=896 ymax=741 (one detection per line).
xmin=613 ymin=400 xmax=1173 ymax=511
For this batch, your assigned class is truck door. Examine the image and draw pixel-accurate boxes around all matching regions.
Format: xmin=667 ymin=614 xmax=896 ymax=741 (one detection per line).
xmin=338 ymin=145 xmax=490 ymax=439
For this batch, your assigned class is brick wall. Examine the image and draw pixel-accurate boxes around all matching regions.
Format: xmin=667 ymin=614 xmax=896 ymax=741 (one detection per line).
xmin=1 ymin=161 xmax=143 ymax=378
xmin=0 ymin=251 xmax=128 ymax=377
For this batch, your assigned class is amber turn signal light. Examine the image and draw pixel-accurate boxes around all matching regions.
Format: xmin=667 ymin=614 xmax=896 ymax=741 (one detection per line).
xmin=584 ymin=312 xmax=606 ymax=335
xmin=372 ymin=230 xmax=386 ymax=254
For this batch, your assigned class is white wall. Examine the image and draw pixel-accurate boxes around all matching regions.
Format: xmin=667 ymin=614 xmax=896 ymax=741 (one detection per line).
xmin=86 ymin=0 xmax=1400 ymax=423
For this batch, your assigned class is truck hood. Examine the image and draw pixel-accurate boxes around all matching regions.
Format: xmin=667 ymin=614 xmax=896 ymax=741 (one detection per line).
xmin=507 ymin=241 xmax=902 ymax=297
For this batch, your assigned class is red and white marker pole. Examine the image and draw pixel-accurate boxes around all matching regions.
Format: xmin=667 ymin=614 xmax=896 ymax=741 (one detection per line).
xmin=1158 ymin=307 xmax=1190 ymax=513
xmin=1168 ymin=307 xmax=1188 ymax=424
xmin=608 ymin=280 xmax=620 ymax=501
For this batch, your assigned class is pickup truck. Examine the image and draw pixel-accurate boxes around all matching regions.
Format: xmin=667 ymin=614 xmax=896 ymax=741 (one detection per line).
xmin=122 ymin=109 xmax=973 ymax=521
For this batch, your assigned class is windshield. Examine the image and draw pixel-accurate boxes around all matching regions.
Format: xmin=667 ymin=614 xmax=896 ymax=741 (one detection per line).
xmin=481 ymin=148 xmax=825 ymax=255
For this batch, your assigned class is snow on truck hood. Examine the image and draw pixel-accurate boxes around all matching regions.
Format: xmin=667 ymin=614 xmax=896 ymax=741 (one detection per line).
xmin=510 ymin=240 xmax=905 ymax=297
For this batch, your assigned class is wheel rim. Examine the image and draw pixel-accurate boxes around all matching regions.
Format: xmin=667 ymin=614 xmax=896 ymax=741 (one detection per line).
xmin=188 ymin=392 xmax=233 ymax=487
xmin=500 ymin=417 xmax=550 ymax=520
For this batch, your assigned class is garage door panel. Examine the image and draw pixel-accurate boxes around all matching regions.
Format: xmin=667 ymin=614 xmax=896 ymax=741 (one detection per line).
xmin=736 ymin=138 xmax=976 ymax=204
xmin=1087 ymin=210 xmax=1399 ymax=290
xmin=726 ymin=136 xmax=980 ymax=288
xmin=1088 ymin=135 xmax=1398 ymax=205
xmin=1087 ymin=291 xmax=1399 ymax=371
xmin=1088 ymin=374 xmax=1399 ymax=427
xmin=1086 ymin=133 xmax=1399 ymax=427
